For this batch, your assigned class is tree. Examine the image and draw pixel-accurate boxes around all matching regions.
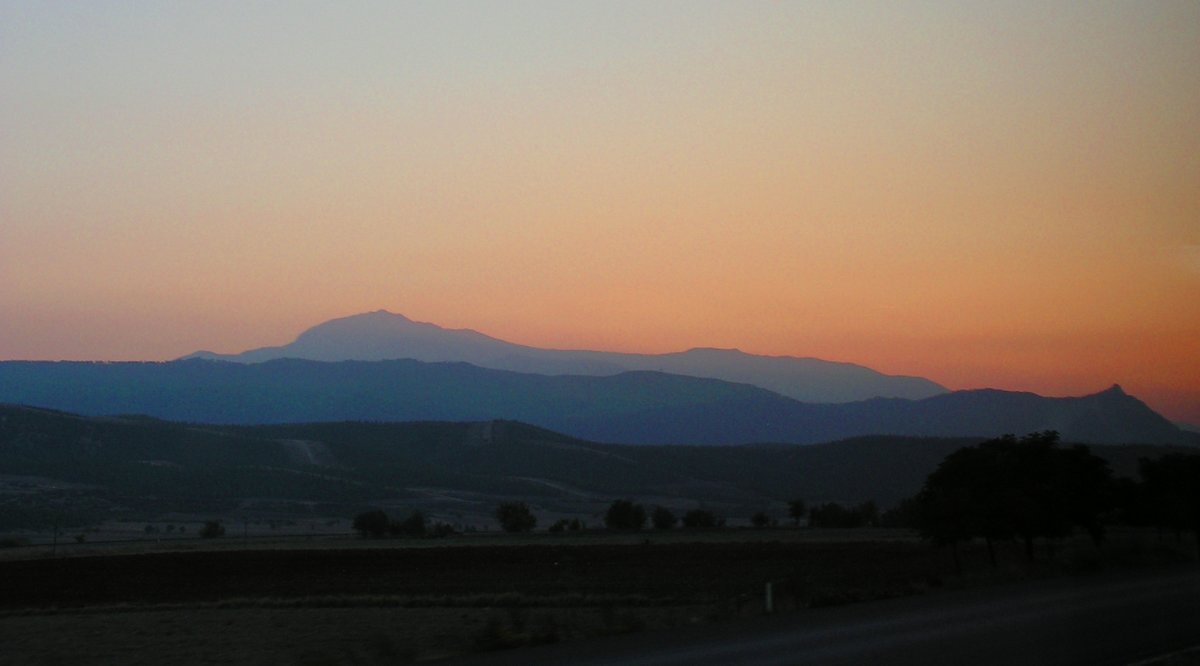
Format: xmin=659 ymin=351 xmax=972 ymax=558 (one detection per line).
xmin=199 ymin=520 xmax=225 ymax=539
xmin=751 ymin=511 xmax=771 ymax=528
xmin=1139 ymin=453 xmax=1200 ymax=554
xmin=604 ymin=499 xmax=646 ymax=531
xmin=495 ymin=502 xmax=537 ymax=533
xmin=651 ymin=506 xmax=677 ymax=530
xmin=788 ymin=499 xmax=807 ymax=527
xmin=914 ymin=431 xmax=1114 ymax=565
xmin=681 ymin=508 xmax=719 ymax=529
xmin=392 ymin=510 xmax=427 ymax=538
xmin=352 ymin=510 xmax=391 ymax=538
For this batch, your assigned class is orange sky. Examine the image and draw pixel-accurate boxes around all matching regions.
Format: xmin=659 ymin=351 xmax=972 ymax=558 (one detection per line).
xmin=2 ymin=3 xmax=1198 ymax=423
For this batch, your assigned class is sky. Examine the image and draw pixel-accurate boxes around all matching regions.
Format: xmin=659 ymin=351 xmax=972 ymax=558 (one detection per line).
xmin=2 ymin=2 xmax=1198 ymax=423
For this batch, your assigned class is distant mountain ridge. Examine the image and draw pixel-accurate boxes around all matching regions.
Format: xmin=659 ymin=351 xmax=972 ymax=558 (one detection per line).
xmin=0 ymin=359 xmax=1192 ymax=446
xmin=183 ymin=310 xmax=946 ymax=403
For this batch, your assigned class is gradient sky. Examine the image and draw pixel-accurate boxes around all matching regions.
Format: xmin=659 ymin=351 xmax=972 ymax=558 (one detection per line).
xmin=2 ymin=2 xmax=1198 ymax=422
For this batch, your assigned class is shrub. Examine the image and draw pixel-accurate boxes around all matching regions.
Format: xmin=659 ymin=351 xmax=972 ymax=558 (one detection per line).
xmin=200 ymin=520 xmax=225 ymax=538
xmin=681 ymin=509 xmax=719 ymax=529
xmin=391 ymin=511 xmax=427 ymax=538
xmin=548 ymin=519 xmax=570 ymax=533
xmin=604 ymin=500 xmax=646 ymax=531
xmin=788 ymin=499 xmax=807 ymax=526
xmin=496 ymin=502 xmax=537 ymax=533
xmin=651 ymin=506 xmax=677 ymax=530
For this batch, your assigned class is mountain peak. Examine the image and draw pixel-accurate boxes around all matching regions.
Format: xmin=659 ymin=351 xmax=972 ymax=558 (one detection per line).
xmin=1103 ymin=383 xmax=1126 ymax=396
xmin=348 ymin=309 xmax=412 ymax=322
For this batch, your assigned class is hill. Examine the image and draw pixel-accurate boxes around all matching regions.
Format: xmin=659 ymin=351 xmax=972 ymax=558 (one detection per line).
xmin=0 ymin=359 xmax=1192 ymax=446
xmin=1 ymin=404 xmax=1194 ymax=531
xmin=183 ymin=310 xmax=947 ymax=402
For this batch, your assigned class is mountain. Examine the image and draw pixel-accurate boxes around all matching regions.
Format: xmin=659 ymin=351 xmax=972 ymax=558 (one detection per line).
xmin=0 ymin=359 xmax=1193 ymax=447
xmin=3 ymin=404 xmax=1191 ymax=531
xmin=1177 ymin=421 xmax=1200 ymax=434
xmin=183 ymin=310 xmax=947 ymax=402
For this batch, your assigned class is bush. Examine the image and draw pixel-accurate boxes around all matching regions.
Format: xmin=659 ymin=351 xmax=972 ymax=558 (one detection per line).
xmin=391 ymin=511 xmax=427 ymax=538
xmin=681 ymin=509 xmax=720 ymax=529
xmin=789 ymin=499 xmax=807 ymax=526
xmin=751 ymin=511 xmax=771 ymax=528
xmin=200 ymin=520 xmax=225 ymax=538
xmin=550 ymin=518 xmax=584 ymax=532
xmin=651 ymin=506 xmax=677 ymax=530
xmin=548 ymin=519 xmax=570 ymax=533
xmin=496 ymin=502 xmax=537 ymax=533
xmin=604 ymin=500 xmax=646 ymax=531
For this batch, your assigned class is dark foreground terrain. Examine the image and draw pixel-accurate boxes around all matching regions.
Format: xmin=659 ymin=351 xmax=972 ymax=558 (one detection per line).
xmin=1 ymin=530 xmax=1196 ymax=664
xmin=448 ymin=567 xmax=1200 ymax=666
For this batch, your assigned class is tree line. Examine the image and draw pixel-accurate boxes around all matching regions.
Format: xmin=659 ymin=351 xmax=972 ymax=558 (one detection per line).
xmin=349 ymin=432 xmax=1200 ymax=565
xmin=896 ymin=431 xmax=1200 ymax=568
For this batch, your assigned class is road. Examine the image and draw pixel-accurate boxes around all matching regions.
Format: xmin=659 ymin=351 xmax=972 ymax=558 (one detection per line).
xmin=448 ymin=568 xmax=1200 ymax=665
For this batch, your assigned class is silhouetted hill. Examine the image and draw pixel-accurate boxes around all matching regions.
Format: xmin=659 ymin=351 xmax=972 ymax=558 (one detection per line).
xmin=2 ymin=405 xmax=1192 ymax=531
xmin=0 ymin=359 xmax=1192 ymax=446
xmin=183 ymin=310 xmax=947 ymax=402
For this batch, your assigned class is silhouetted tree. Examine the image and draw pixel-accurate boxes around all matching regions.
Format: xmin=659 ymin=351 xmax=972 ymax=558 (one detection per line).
xmin=548 ymin=519 xmax=570 ymax=533
xmin=788 ymin=499 xmax=807 ymax=527
xmin=604 ymin=499 xmax=646 ymax=531
xmin=681 ymin=508 xmax=719 ymax=529
xmin=751 ymin=511 xmax=771 ymax=528
xmin=915 ymin=431 xmax=1114 ymax=565
xmin=391 ymin=510 xmax=427 ymax=538
xmin=651 ymin=506 xmax=677 ymax=530
xmin=495 ymin=502 xmax=537 ymax=533
xmin=352 ymin=510 xmax=391 ymax=538
xmin=1139 ymin=453 xmax=1200 ymax=554
xmin=199 ymin=520 xmax=225 ymax=539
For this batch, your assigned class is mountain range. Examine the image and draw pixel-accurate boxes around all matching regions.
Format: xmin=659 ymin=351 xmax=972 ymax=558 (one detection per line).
xmin=183 ymin=310 xmax=946 ymax=403
xmin=0 ymin=358 xmax=1192 ymax=446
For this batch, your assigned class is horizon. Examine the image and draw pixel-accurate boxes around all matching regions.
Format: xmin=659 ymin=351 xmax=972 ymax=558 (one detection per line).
xmin=2 ymin=4 xmax=1197 ymax=423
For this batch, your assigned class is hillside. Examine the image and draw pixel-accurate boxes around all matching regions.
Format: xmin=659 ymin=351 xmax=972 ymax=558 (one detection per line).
xmin=1 ymin=405 xmax=1193 ymax=531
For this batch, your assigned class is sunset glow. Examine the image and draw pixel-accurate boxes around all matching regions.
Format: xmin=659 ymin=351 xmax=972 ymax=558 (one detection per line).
xmin=2 ymin=3 xmax=1197 ymax=422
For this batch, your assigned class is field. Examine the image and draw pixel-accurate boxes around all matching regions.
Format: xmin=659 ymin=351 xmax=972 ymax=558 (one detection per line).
xmin=2 ymin=527 xmax=1195 ymax=664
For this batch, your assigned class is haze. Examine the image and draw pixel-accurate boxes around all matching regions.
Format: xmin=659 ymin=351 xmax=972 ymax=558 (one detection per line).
xmin=1 ymin=2 xmax=1197 ymax=422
